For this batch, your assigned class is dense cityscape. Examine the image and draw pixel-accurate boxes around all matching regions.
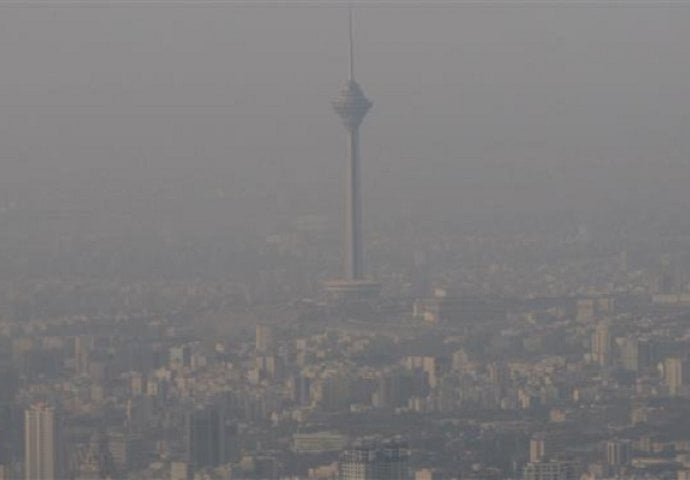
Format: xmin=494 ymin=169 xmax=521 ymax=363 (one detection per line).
xmin=2 ymin=2 xmax=690 ymax=480
xmin=5 ymin=208 xmax=690 ymax=480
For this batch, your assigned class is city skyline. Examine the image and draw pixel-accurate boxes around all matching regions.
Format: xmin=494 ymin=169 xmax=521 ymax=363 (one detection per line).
xmin=1 ymin=3 xmax=690 ymax=479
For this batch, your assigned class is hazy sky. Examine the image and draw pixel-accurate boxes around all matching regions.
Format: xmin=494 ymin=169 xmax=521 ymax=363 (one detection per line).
xmin=1 ymin=2 xmax=689 ymax=231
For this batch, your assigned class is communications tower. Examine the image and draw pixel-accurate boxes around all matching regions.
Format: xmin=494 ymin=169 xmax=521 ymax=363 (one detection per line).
xmin=325 ymin=9 xmax=380 ymax=302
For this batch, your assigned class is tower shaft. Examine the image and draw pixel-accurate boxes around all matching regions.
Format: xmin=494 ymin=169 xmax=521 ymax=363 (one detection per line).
xmin=345 ymin=126 xmax=363 ymax=280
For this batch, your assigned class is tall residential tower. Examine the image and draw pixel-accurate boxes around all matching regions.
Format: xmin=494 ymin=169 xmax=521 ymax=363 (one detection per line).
xmin=24 ymin=403 xmax=61 ymax=480
xmin=325 ymin=9 xmax=380 ymax=302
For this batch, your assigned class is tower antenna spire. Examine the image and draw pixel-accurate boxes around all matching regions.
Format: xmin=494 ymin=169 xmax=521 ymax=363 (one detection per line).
xmin=348 ymin=5 xmax=355 ymax=80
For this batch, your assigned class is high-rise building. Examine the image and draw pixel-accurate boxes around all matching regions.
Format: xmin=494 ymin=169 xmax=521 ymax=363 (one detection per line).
xmin=106 ymin=430 xmax=145 ymax=473
xmin=530 ymin=434 xmax=546 ymax=463
xmin=618 ymin=336 xmax=655 ymax=373
xmin=187 ymin=405 xmax=225 ymax=472
xmin=325 ymin=9 xmax=380 ymax=303
xmin=0 ymin=344 xmax=17 ymax=471
xmin=169 ymin=345 xmax=192 ymax=369
xmin=637 ymin=338 xmax=656 ymax=371
xmin=255 ymin=325 xmax=274 ymax=353
xmin=255 ymin=355 xmax=279 ymax=380
xmin=74 ymin=335 xmax=94 ymax=376
xmin=618 ymin=336 xmax=639 ymax=372
xmin=591 ymin=323 xmax=611 ymax=367
xmin=663 ymin=357 xmax=689 ymax=396
xmin=291 ymin=374 xmax=312 ymax=407
xmin=374 ymin=371 xmax=424 ymax=409
xmin=24 ymin=403 xmax=61 ymax=480
xmin=340 ymin=443 xmax=409 ymax=480
xmin=605 ymin=439 xmax=631 ymax=476
xmin=403 ymin=356 xmax=439 ymax=389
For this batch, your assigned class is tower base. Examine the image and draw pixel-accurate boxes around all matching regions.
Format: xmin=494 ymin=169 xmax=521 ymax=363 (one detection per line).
xmin=323 ymin=279 xmax=381 ymax=306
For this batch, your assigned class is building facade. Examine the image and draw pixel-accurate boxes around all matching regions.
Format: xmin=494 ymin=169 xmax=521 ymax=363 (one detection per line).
xmin=24 ymin=403 xmax=60 ymax=480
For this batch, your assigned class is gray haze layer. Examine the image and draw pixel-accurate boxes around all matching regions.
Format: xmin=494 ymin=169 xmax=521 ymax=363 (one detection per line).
xmin=1 ymin=4 xmax=689 ymax=239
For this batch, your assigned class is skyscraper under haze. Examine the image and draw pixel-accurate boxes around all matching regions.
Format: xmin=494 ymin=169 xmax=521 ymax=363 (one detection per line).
xmin=325 ymin=9 xmax=381 ymax=302
xmin=591 ymin=323 xmax=611 ymax=367
xmin=24 ymin=403 xmax=60 ymax=480
xmin=187 ymin=405 xmax=225 ymax=472
xmin=255 ymin=325 xmax=274 ymax=353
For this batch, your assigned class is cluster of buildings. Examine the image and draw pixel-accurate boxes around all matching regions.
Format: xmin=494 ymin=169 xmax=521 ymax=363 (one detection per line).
xmin=3 ymin=9 xmax=690 ymax=480
xmin=2 ymin=280 xmax=690 ymax=480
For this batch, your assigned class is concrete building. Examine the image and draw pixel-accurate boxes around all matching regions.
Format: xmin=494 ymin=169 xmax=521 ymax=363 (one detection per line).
xmin=530 ymin=434 xmax=546 ymax=463
xmin=619 ymin=336 xmax=655 ymax=373
xmin=107 ymin=430 xmax=145 ymax=473
xmin=413 ymin=289 xmax=508 ymax=325
xmin=291 ymin=374 xmax=312 ymax=407
xmin=523 ymin=460 xmax=578 ymax=480
xmin=591 ymin=323 xmax=611 ymax=367
xmin=74 ymin=335 xmax=93 ymax=376
xmin=255 ymin=325 xmax=274 ymax=353
xmin=340 ymin=443 xmax=409 ymax=480
xmin=663 ymin=357 xmax=689 ymax=396
xmin=170 ymin=462 xmax=191 ymax=480
xmin=292 ymin=432 xmax=348 ymax=454
xmin=187 ymin=405 xmax=225 ymax=472
xmin=605 ymin=439 xmax=631 ymax=477
xmin=24 ymin=403 xmax=61 ymax=480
